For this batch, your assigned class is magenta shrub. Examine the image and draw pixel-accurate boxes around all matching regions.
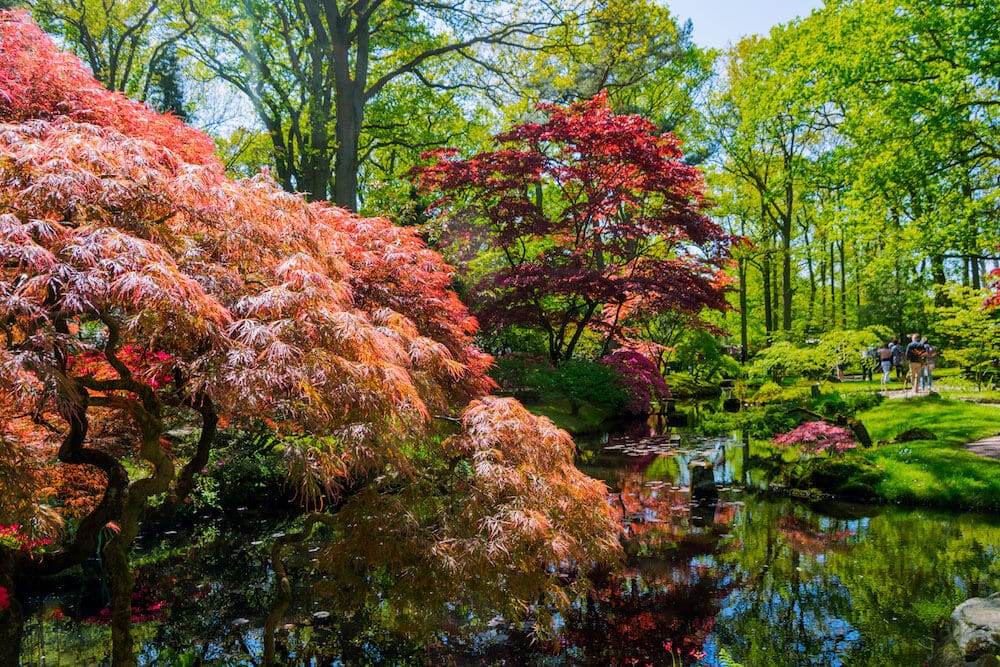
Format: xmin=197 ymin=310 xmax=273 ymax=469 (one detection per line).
xmin=773 ymin=421 xmax=857 ymax=455
xmin=601 ymin=350 xmax=670 ymax=415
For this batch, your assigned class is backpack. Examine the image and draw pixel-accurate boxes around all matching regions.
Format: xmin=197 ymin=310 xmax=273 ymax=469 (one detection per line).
xmin=906 ymin=342 xmax=925 ymax=362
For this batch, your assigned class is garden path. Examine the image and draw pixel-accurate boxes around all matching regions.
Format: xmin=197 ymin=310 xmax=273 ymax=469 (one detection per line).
xmin=964 ymin=434 xmax=1000 ymax=459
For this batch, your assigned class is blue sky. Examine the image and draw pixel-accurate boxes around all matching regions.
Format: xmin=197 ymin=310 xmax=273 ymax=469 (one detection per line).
xmin=664 ymin=0 xmax=826 ymax=50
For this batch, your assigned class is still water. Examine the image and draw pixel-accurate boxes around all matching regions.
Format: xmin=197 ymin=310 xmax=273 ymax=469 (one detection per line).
xmin=18 ymin=419 xmax=1000 ymax=665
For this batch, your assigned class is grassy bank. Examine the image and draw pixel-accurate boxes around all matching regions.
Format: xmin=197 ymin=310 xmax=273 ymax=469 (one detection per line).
xmin=853 ymin=395 xmax=1000 ymax=509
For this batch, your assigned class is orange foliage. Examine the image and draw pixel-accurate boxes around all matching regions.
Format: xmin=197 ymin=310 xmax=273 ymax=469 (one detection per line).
xmin=0 ymin=14 xmax=620 ymax=627
xmin=0 ymin=6 xmax=614 ymax=561
xmin=0 ymin=11 xmax=217 ymax=168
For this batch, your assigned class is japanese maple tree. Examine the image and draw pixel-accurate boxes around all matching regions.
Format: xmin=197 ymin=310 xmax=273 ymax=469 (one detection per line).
xmin=414 ymin=92 xmax=732 ymax=362
xmin=0 ymin=12 xmax=620 ymax=666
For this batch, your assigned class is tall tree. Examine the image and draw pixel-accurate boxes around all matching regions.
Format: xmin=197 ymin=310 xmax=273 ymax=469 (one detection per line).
xmin=708 ymin=31 xmax=828 ymax=334
xmin=415 ymin=93 xmax=732 ymax=363
xmin=184 ymin=0 xmax=562 ymax=209
xmin=504 ymin=0 xmax=714 ymax=139
xmin=24 ymin=0 xmax=193 ymax=102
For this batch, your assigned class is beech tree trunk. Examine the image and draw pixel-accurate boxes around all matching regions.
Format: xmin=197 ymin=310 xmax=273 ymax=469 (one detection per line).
xmin=738 ymin=258 xmax=748 ymax=362
xmin=762 ymin=252 xmax=774 ymax=336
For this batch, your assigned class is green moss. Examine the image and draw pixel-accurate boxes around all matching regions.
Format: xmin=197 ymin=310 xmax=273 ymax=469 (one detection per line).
xmin=785 ymin=457 xmax=885 ymax=500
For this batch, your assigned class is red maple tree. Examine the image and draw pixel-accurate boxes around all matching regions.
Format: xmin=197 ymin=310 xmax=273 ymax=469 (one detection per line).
xmin=414 ymin=92 xmax=733 ymax=362
xmin=988 ymin=265 xmax=1000 ymax=309
xmin=0 ymin=13 xmax=620 ymax=666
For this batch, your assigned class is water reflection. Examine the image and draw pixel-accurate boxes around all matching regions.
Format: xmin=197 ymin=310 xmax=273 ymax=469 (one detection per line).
xmin=574 ymin=414 xmax=1000 ymax=666
xmin=16 ymin=413 xmax=1000 ymax=666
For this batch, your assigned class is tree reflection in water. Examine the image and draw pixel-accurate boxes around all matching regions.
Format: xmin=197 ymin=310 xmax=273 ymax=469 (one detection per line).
xmin=16 ymin=424 xmax=1000 ymax=666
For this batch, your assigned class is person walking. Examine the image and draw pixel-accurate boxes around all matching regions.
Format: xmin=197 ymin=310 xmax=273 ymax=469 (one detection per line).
xmin=860 ymin=346 xmax=875 ymax=382
xmin=905 ymin=333 xmax=926 ymax=393
xmin=891 ymin=339 xmax=906 ymax=382
xmin=877 ymin=341 xmax=893 ymax=389
xmin=920 ymin=337 xmax=936 ymax=391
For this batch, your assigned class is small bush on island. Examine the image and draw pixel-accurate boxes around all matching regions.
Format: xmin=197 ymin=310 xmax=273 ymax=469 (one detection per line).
xmin=773 ymin=421 xmax=858 ymax=455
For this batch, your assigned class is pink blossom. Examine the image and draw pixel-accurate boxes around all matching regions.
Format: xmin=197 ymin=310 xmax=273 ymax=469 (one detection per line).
xmin=773 ymin=421 xmax=858 ymax=455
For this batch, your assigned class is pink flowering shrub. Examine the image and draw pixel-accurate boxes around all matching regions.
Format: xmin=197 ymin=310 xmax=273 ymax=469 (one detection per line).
xmin=601 ymin=350 xmax=671 ymax=415
xmin=0 ymin=586 xmax=9 ymax=610
xmin=773 ymin=421 xmax=857 ymax=455
xmin=0 ymin=524 xmax=52 ymax=552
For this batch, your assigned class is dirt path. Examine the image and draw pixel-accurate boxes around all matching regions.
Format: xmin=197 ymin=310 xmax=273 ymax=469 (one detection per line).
xmin=965 ymin=435 xmax=1000 ymax=459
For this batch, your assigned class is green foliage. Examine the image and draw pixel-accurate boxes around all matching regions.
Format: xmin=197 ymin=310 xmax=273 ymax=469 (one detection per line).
xmin=811 ymin=390 xmax=883 ymax=419
xmin=700 ymin=404 xmax=799 ymax=440
xmin=718 ymin=647 xmax=744 ymax=667
xmin=857 ymin=396 xmax=1000 ymax=510
xmin=928 ymin=283 xmax=1000 ymax=389
xmin=664 ymin=372 xmax=723 ymax=400
xmin=746 ymin=328 xmax=891 ymax=384
xmin=747 ymin=342 xmax=828 ymax=383
xmin=528 ymin=359 xmax=630 ymax=414
xmin=194 ymin=430 xmax=288 ymax=511
xmin=751 ymin=381 xmax=786 ymax=404
xmin=490 ymin=353 xmax=553 ymax=392
xmin=780 ymin=455 xmax=885 ymax=500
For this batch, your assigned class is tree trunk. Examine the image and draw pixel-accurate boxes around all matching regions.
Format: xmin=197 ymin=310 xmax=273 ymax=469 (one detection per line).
xmin=332 ymin=86 xmax=361 ymax=209
xmin=803 ymin=225 xmax=816 ymax=326
xmin=930 ymin=254 xmax=947 ymax=305
xmin=738 ymin=258 xmax=748 ymax=363
xmin=106 ymin=535 xmax=136 ymax=667
xmin=780 ymin=211 xmax=793 ymax=332
xmin=762 ymin=252 xmax=774 ymax=336
xmin=329 ymin=2 xmax=368 ymax=211
xmin=819 ymin=240 xmax=827 ymax=325
xmin=829 ymin=240 xmax=836 ymax=328
xmin=773 ymin=260 xmax=781 ymax=333
xmin=838 ymin=237 xmax=847 ymax=328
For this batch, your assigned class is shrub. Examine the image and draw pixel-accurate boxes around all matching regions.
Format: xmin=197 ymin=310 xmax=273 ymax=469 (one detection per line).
xmin=528 ymin=359 xmax=629 ymax=414
xmin=747 ymin=342 xmax=828 ymax=383
xmin=773 ymin=421 xmax=858 ymax=455
xmin=664 ymin=372 xmax=723 ymax=400
xmin=490 ymin=352 xmax=554 ymax=391
xmin=600 ymin=350 xmax=670 ymax=414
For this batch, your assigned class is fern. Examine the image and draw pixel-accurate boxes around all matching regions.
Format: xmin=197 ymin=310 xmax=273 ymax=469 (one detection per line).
xmin=719 ymin=648 xmax=744 ymax=667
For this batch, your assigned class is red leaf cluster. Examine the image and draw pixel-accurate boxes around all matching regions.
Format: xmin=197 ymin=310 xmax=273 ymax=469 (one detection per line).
xmin=773 ymin=421 xmax=858 ymax=455
xmin=415 ymin=91 xmax=734 ymax=360
xmin=0 ymin=11 xmax=217 ymax=167
xmin=601 ymin=350 xmax=671 ymax=414
xmin=0 ymin=24 xmax=625 ymax=651
xmin=987 ymin=266 xmax=1000 ymax=309
xmin=0 ymin=13 xmax=620 ymax=596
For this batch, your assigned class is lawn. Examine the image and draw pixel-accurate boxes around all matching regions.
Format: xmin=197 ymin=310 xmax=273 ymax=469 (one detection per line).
xmin=856 ymin=395 xmax=1000 ymax=509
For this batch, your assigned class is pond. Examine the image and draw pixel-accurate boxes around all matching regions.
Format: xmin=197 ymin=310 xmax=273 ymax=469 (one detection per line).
xmin=16 ymin=408 xmax=1000 ymax=666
